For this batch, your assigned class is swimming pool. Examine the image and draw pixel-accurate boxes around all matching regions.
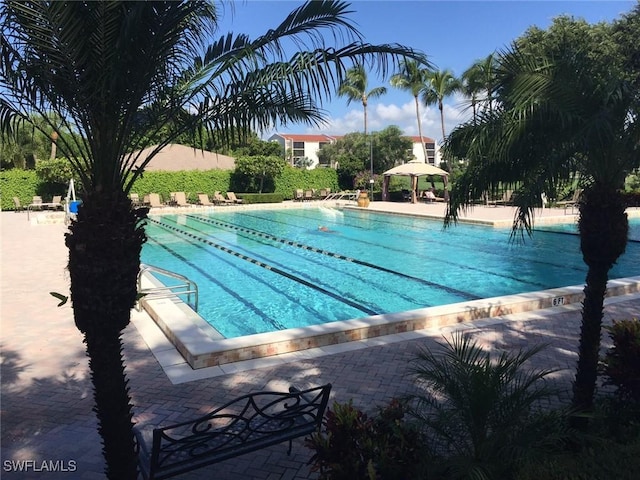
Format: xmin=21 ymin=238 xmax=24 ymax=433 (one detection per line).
xmin=141 ymin=207 xmax=640 ymax=339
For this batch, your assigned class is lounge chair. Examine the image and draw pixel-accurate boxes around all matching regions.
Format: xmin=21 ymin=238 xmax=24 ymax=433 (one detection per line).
xmin=130 ymin=193 xmax=141 ymax=207
xmin=30 ymin=196 xmax=43 ymax=210
xmin=198 ymin=193 xmax=215 ymax=206
xmin=173 ymin=191 xmax=191 ymax=207
xmin=293 ymin=189 xmax=304 ymax=201
xmin=13 ymin=197 xmax=23 ymax=212
xmin=556 ymin=188 xmax=583 ymax=214
xmin=318 ymin=188 xmax=329 ymax=199
xmin=50 ymin=195 xmax=63 ymax=210
xmin=303 ymin=189 xmax=314 ymax=201
xmin=488 ymin=189 xmax=513 ymax=206
xmin=226 ymin=192 xmax=243 ymax=204
xmin=148 ymin=193 xmax=164 ymax=208
xmin=213 ymin=191 xmax=233 ymax=205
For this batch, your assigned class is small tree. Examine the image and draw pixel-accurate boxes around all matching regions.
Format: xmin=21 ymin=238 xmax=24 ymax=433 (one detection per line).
xmin=234 ymin=155 xmax=286 ymax=193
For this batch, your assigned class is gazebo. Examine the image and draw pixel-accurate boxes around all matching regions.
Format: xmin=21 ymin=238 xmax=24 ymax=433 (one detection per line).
xmin=382 ymin=160 xmax=449 ymax=203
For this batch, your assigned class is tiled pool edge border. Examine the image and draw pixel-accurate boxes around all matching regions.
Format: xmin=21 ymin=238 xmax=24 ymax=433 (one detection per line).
xmin=139 ymin=275 xmax=640 ymax=369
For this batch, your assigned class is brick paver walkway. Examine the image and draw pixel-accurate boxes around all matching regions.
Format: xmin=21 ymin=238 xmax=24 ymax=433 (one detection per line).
xmin=2 ymin=208 xmax=639 ymax=479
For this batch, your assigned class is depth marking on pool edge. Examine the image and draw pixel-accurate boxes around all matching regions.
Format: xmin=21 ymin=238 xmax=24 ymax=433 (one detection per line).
xmin=186 ymin=214 xmax=479 ymax=301
xmin=148 ymin=217 xmax=379 ymax=316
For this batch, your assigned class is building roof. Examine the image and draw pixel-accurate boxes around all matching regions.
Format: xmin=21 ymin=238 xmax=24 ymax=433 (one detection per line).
xmin=132 ymin=144 xmax=235 ymax=171
xmin=406 ymin=135 xmax=436 ymax=143
xmin=270 ymin=133 xmax=340 ymax=143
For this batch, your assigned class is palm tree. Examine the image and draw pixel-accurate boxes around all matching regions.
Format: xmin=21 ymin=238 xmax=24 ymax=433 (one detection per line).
xmin=444 ymin=22 xmax=639 ymax=418
xmin=0 ymin=1 xmax=424 ymax=477
xmin=422 ymin=69 xmax=461 ymax=151
xmin=338 ymin=64 xmax=387 ymax=136
xmin=390 ymin=59 xmax=434 ymax=162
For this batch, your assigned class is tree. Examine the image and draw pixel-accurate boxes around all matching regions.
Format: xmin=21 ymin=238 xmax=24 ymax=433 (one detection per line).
xmin=390 ymin=59 xmax=435 ymax=162
xmin=444 ymin=13 xmax=640 ymax=418
xmin=422 ymin=69 xmax=461 ymax=153
xmin=0 ymin=1 xmax=424 ymax=477
xmin=234 ymin=154 xmax=286 ymax=193
xmin=318 ymin=127 xmax=413 ymax=187
xmin=338 ymin=64 xmax=387 ymax=136
xmin=461 ymin=53 xmax=498 ymax=124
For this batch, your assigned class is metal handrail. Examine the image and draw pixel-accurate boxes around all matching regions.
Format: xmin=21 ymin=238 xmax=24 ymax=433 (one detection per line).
xmin=137 ymin=263 xmax=198 ymax=312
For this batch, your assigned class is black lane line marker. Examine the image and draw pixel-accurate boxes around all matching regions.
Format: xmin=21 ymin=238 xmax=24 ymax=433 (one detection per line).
xmin=157 ymin=218 xmax=370 ymax=320
xmin=293 ymin=209 xmax=588 ymax=271
xmin=169 ymin=216 xmax=426 ymax=309
xmin=149 ymin=218 xmax=379 ymax=316
xmin=187 ymin=214 xmax=480 ymax=300
xmin=238 ymin=210 xmax=580 ymax=284
xmin=146 ymin=231 xmax=286 ymax=333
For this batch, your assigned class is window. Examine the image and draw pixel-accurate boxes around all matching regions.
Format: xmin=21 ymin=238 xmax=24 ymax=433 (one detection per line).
xmin=425 ymin=142 xmax=435 ymax=164
xmin=292 ymin=141 xmax=305 ymax=159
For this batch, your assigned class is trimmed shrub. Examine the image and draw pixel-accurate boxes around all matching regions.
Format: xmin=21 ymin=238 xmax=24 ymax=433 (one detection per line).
xmin=1 ymin=169 xmax=40 ymax=210
xmin=274 ymin=165 xmax=339 ymax=200
xmin=130 ymin=170 xmax=232 ymax=203
xmin=601 ymin=318 xmax=640 ymax=404
xmin=236 ymin=193 xmax=284 ymax=204
xmin=306 ymin=399 xmax=428 ymax=479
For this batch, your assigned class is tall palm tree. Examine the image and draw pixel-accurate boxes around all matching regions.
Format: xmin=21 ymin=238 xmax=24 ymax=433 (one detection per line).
xmin=390 ymin=59 xmax=434 ymax=162
xmin=0 ymin=1 xmax=424 ymax=477
xmin=338 ymin=64 xmax=387 ymax=136
xmin=422 ymin=69 xmax=461 ymax=150
xmin=444 ymin=22 xmax=639 ymax=418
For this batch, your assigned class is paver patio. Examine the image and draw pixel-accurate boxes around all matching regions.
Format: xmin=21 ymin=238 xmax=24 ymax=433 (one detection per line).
xmin=2 ymin=204 xmax=639 ymax=479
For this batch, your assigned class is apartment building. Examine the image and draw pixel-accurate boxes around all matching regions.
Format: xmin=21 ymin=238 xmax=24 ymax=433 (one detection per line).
xmin=269 ymin=133 xmax=441 ymax=169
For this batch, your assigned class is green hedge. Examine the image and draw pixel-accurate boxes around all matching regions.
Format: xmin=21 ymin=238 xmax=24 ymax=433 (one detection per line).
xmin=1 ymin=170 xmax=41 ymax=210
xmin=1 ymin=166 xmax=339 ymax=210
xmin=274 ymin=166 xmax=339 ymax=200
xmin=237 ymin=193 xmax=284 ymax=204
xmin=130 ymin=170 xmax=232 ymax=203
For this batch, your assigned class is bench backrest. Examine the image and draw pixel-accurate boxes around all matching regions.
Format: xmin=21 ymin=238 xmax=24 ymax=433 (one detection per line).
xmin=145 ymin=383 xmax=331 ymax=479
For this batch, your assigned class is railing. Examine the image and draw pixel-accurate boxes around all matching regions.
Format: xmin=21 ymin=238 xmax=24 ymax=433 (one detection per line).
xmin=137 ymin=263 xmax=198 ymax=312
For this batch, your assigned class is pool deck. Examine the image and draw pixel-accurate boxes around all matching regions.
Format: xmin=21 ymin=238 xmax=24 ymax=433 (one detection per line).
xmin=2 ymin=203 xmax=640 ymax=479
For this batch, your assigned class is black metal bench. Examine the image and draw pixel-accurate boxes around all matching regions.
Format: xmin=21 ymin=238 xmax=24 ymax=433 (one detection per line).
xmin=134 ymin=383 xmax=332 ymax=480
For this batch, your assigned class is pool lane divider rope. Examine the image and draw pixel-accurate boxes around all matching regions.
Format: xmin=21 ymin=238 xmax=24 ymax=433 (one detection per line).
xmin=148 ymin=217 xmax=379 ymax=316
xmin=186 ymin=214 xmax=480 ymax=300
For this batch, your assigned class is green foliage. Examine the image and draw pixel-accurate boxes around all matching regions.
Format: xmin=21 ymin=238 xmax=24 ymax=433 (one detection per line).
xmin=320 ymin=128 xmax=413 ymax=189
xmin=35 ymin=158 xmax=75 ymax=184
xmin=230 ymin=133 xmax=282 ymax=157
xmin=130 ymin=170 xmax=231 ymax=203
xmin=233 ymin=155 xmax=286 ymax=193
xmin=274 ymin=165 xmax=339 ymax=199
xmin=0 ymin=169 xmax=39 ymax=210
xmin=306 ymin=399 xmax=428 ymax=480
xmin=408 ymin=333 xmax=561 ymax=480
xmin=237 ymin=193 xmax=284 ymax=204
xmin=601 ymin=318 xmax=640 ymax=404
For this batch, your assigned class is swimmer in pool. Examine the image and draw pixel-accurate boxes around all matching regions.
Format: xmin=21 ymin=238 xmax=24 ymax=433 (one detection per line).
xmin=318 ymin=225 xmax=337 ymax=233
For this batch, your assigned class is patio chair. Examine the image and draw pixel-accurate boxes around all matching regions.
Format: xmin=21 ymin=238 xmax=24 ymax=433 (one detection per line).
xmin=556 ymin=188 xmax=583 ymax=214
xmin=50 ymin=195 xmax=63 ymax=210
xmin=226 ymin=192 xmax=243 ymax=204
xmin=198 ymin=193 xmax=215 ymax=206
xmin=488 ymin=189 xmax=513 ymax=206
xmin=173 ymin=191 xmax=191 ymax=207
xmin=293 ymin=189 xmax=304 ymax=201
xmin=303 ymin=189 xmax=314 ymax=201
xmin=148 ymin=193 xmax=164 ymax=208
xmin=130 ymin=193 xmax=141 ymax=207
xmin=30 ymin=196 xmax=43 ymax=210
xmin=213 ymin=192 xmax=233 ymax=205
xmin=13 ymin=197 xmax=23 ymax=212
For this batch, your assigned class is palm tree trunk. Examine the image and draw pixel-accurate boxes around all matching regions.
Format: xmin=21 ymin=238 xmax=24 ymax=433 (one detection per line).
xmin=414 ymin=95 xmax=428 ymax=162
xmin=572 ymin=185 xmax=628 ymax=414
xmin=66 ymin=189 xmax=147 ymax=479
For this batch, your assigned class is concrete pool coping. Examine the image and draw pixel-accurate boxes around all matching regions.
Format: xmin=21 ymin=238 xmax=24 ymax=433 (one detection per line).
xmin=135 ymin=202 xmax=640 ymax=374
xmin=139 ymin=275 xmax=640 ymax=373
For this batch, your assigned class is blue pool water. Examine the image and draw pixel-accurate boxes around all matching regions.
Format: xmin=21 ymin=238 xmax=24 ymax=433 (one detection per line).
xmin=141 ymin=208 xmax=640 ymax=338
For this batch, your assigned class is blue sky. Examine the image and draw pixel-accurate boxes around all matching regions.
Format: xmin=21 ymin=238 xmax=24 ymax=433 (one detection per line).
xmin=218 ymin=0 xmax=636 ymax=141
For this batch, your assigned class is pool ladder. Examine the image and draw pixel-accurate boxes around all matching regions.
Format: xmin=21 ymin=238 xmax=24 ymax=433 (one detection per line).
xmin=137 ymin=263 xmax=199 ymax=312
